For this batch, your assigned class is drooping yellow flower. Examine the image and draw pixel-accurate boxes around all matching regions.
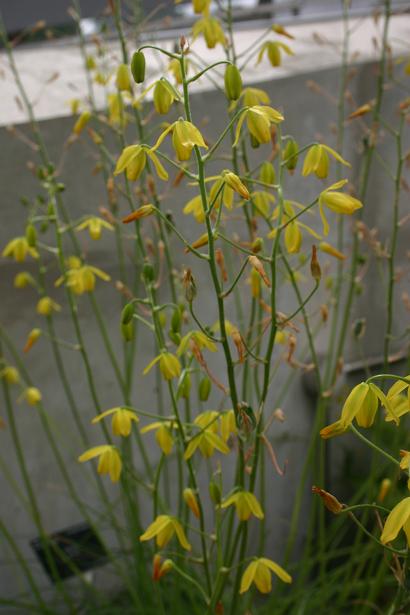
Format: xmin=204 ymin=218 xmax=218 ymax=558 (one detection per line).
xmin=114 ymin=144 xmax=168 ymax=181
xmin=78 ymin=445 xmax=122 ymax=482
xmin=234 ymin=106 xmax=284 ymax=146
xmin=241 ymin=87 xmax=270 ymax=107
xmin=36 ymin=297 xmax=61 ymax=316
xmin=240 ymin=558 xmax=292 ymax=594
xmin=177 ymin=330 xmax=217 ymax=355
xmin=153 ymin=78 xmax=180 ymax=115
xmin=184 ymin=411 xmax=230 ymax=460
xmin=140 ymin=421 xmax=175 ymax=455
xmin=116 ymin=63 xmax=131 ymax=92
xmin=2 ymin=237 xmax=38 ymax=262
xmin=320 ymin=381 xmax=398 ymax=439
xmin=183 ymin=488 xmax=200 ymax=518
xmin=14 ymin=272 xmax=35 ymax=288
xmin=221 ymin=490 xmax=264 ymax=521
xmin=73 ymin=111 xmax=91 ymax=135
xmin=380 ymin=497 xmax=410 ymax=546
xmin=192 ymin=16 xmax=227 ymax=48
xmin=302 ymin=144 xmax=350 ymax=179
xmin=92 ymin=407 xmax=139 ymax=437
xmin=319 ymin=180 xmax=363 ymax=236
xmin=75 ymin=216 xmax=114 ymax=240
xmin=257 ymin=41 xmax=293 ymax=67
xmin=252 ymin=190 xmax=276 ymax=218
xmin=143 ymin=352 xmax=181 ymax=381
xmin=384 ymin=394 xmax=409 ymax=423
xmin=183 ymin=195 xmax=205 ymax=223
xmin=219 ymin=409 xmax=237 ymax=442
xmin=319 ymin=241 xmax=346 ymax=260
xmin=140 ymin=515 xmax=191 ymax=550
xmin=23 ymin=387 xmax=42 ymax=406
xmin=0 ymin=366 xmax=19 ymax=385
xmin=192 ymin=0 xmax=211 ymax=14
xmin=55 ymin=265 xmax=110 ymax=295
xmin=168 ymin=57 xmax=189 ymax=85
xmin=153 ymin=119 xmax=208 ymax=162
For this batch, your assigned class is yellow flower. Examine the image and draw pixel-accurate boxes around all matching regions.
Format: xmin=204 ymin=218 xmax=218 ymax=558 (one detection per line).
xmin=222 ymin=171 xmax=250 ymax=200
xmin=221 ymin=490 xmax=264 ymax=521
xmin=319 ymin=241 xmax=346 ymax=260
xmin=252 ymin=190 xmax=275 ymax=218
xmin=219 ymin=409 xmax=237 ymax=442
xmin=380 ymin=497 xmax=410 ymax=546
xmin=257 ymin=41 xmax=293 ymax=67
xmin=184 ymin=411 xmax=230 ymax=460
xmin=116 ymin=63 xmax=131 ymax=92
xmin=92 ymin=407 xmax=139 ymax=437
xmin=114 ymin=144 xmax=168 ymax=181
xmin=241 ymin=87 xmax=270 ymax=107
xmin=183 ymin=195 xmax=205 ymax=223
xmin=75 ymin=216 xmax=114 ymax=240
xmin=0 ymin=366 xmax=19 ymax=385
xmin=192 ymin=16 xmax=227 ymax=49
xmin=140 ymin=515 xmax=191 ymax=550
xmin=320 ymin=381 xmax=398 ymax=439
xmin=73 ymin=111 xmax=91 ymax=135
xmin=78 ymin=445 xmax=122 ymax=482
xmin=2 ymin=237 xmax=38 ymax=262
xmin=153 ymin=119 xmax=207 ymax=162
xmin=14 ymin=272 xmax=35 ymax=288
xmin=36 ymin=297 xmax=61 ymax=316
xmin=192 ymin=0 xmax=211 ymax=14
xmin=55 ymin=265 xmax=110 ymax=295
xmin=153 ymin=78 xmax=180 ymax=115
xmin=319 ymin=180 xmax=363 ymax=236
xmin=140 ymin=421 xmax=175 ymax=455
xmin=143 ymin=352 xmax=182 ymax=381
xmin=24 ymin=387 xmax=42 ymax=406
xmin=240 ymin=558 xmax=292 ymax=594
xmin=177 ymin=330 xmax=217 ymax=355
xmin=234 ymin=106 xmax=284 ymax=146
xmin=183 ymin=488 xmax=200 ymax=518
xmin=302 ymin=144 xmax=350 ymax=179
xmin=168 ymin=58 xmax=188 ymax=84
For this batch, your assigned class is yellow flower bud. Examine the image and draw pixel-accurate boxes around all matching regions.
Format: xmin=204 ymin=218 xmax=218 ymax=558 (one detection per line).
xmin=24 ymin=387 xmax=42 ymax=406
xmin=378 ymin=478 xmax=392 ymax=503
xmin=73 ymin=111 xmax=91 ymax=135
xmin=183 ymin=488 xmax=200 ymax=518
xmin=23 ymin=328 xmax=42 ymax=353
xmin=122 ymin=205 xmax=155 ymax=223
xmin=319 ymin=241 xmax=346 ymax=260
xmin=116 ymin=64 xmax=131 ymax=91
xmin=36 ymin=297 xmax=61 ymax=316
xmin=1 ymin=366 xmax=19 ymax=384
xmin=14 ymin=272 xmax=35 ymax=288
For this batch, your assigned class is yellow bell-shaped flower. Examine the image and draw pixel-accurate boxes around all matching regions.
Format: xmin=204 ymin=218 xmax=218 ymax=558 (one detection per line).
xmin=221 ymin=490 xmax=264 ymax=521
xmin=140 ymin=515 xmax=191 ymax=550
xmin=78 ymin=445 xmax=122 ymax=482
xmin=240 ymin=558 xmax=292 ymax=594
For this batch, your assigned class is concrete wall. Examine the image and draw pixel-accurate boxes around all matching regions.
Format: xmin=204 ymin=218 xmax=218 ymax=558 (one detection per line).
xmin=0 ymin=56 xmax=409 ymax=608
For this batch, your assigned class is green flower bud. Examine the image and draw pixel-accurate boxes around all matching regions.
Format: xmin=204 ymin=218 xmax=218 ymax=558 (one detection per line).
xmin=131 ymin=51 xmax=146 ymax=84
xmin=121 ymin=321 xmax=134 ymax=342
xmin=179 ymin=372 xmax=191 ymax=399
xmin=142 ymin=261 xmax=155 ymax=283
xmin=198 ymin=376 xmax=211 ymax=402
xmin=171 ymin=308 xmax=181 ymax=333
xmin=209 ymin=480 xmax=221 ymax=505
xmin=25 ymin=224 xmax=37 ymax=248
xmin=224 ymin=64 xmax=242 ymax=101
xmin=283 ymin=138 xmax=298 ymax=171
xmin=259 ymin=161 xmax=276 ymax=185
xmin=121 ymin=302 xmax=134 ymax=325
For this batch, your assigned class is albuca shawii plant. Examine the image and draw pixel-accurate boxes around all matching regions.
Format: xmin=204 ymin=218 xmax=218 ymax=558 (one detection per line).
xmin=1 ymin=0 xmax=410 ymax=613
